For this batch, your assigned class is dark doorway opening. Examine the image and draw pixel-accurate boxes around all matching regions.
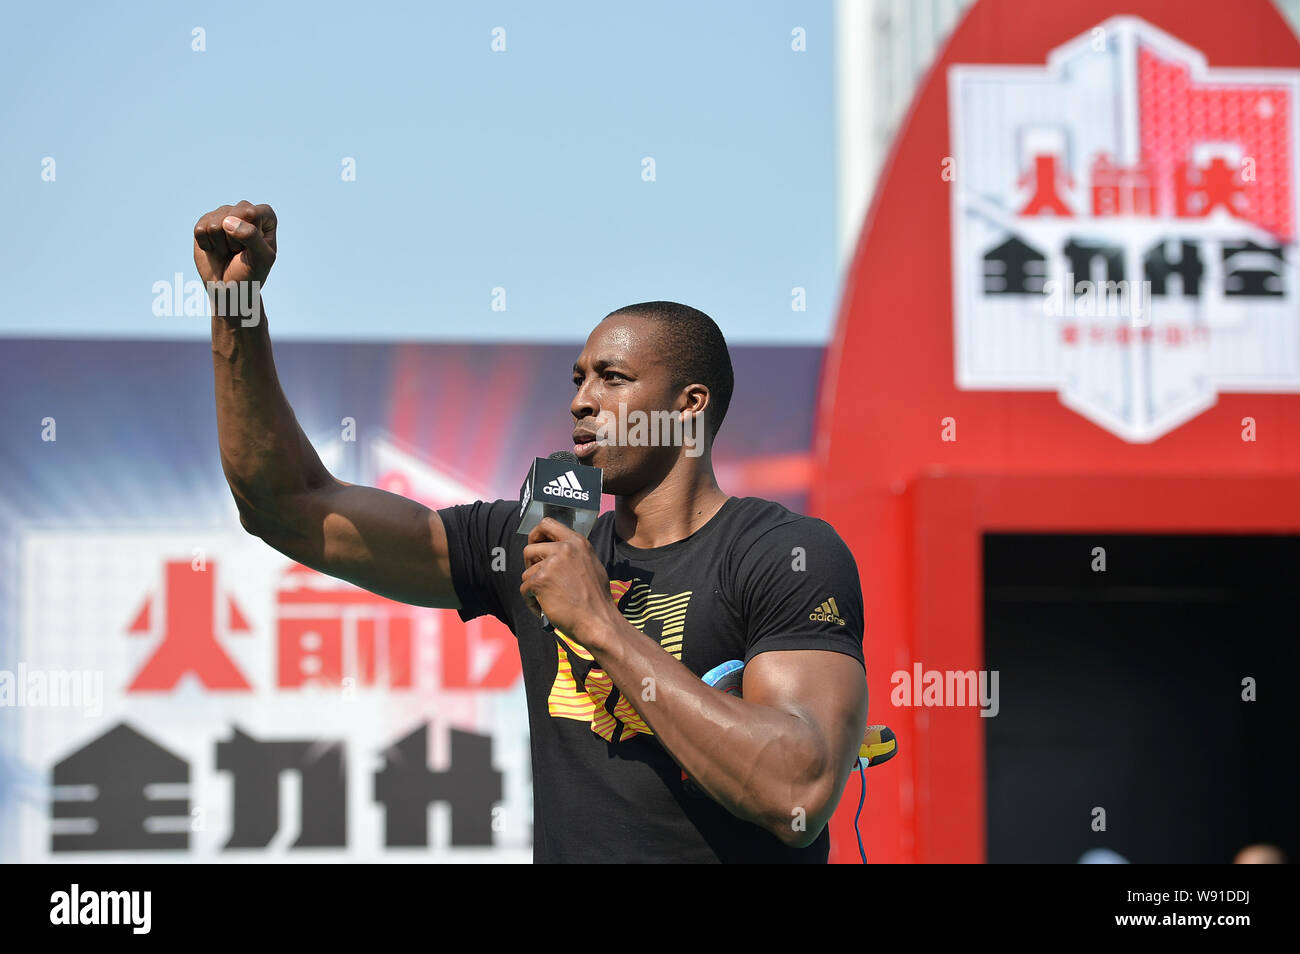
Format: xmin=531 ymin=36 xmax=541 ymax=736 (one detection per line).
xmin=983 ymin=533 xmax=1299 ymax=864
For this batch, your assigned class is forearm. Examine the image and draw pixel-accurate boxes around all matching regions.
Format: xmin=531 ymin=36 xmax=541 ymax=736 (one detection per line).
xmin=211 ymin=301 xmax=333 ymax=530
xmin=589 ymin=618 xmax=834 ymax=845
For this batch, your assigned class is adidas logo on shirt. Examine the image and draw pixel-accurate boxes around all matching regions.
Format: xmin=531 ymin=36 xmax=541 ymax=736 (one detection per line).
xmin=809 ymin=597 xmax=846 ymax=626
xmin=542 ymin=470 xmax=590 ymax=501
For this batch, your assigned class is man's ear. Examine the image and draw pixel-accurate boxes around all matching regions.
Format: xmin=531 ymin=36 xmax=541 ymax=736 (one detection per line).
xmin=678 ymin=382 xmax=710 ymax=419
xmin=677 ymin=385 xmax=711 ymax=455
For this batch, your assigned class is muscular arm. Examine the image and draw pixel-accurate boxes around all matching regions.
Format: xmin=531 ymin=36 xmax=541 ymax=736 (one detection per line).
xmin=198 ymin=201 xmax=460 ymax=609
xmin=593 ymin=628 xmax=868 ymax=848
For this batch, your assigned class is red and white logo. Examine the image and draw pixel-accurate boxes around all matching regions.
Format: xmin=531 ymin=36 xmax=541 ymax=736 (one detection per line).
xmin=949 ymin=16 xmax=1300 ymax=441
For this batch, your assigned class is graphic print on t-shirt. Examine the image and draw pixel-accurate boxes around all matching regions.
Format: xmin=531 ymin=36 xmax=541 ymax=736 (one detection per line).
xmin=547 ymin=578 xmax=693 ymax=742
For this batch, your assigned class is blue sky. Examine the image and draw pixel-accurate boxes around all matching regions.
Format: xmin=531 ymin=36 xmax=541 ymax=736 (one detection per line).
xmin=0 ymin=1 xmax=839 ymax=344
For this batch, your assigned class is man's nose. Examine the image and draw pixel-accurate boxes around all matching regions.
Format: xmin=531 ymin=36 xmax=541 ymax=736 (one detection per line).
xmin=571 ymin=379 xmax=598 ymax=419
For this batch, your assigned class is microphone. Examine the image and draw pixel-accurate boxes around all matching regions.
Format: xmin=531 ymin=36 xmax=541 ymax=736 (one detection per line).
xmin=536 ymin=452 xmax=575 ymax=633
xmin=858 ymin=724 xmax=897 ymax=767
xmin=517 ymin=450 xmax=603 ymax=632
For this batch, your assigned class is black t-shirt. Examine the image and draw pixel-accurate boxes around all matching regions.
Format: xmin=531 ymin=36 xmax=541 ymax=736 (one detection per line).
xmin=436 ymin=494 xmax=866 ymax=863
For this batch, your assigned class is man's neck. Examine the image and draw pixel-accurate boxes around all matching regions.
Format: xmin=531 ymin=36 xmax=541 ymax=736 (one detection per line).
xmin=614 ymin=458 xmax=730 ymax=549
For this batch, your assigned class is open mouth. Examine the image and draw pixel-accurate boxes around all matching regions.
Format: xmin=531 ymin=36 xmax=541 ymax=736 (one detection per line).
xmin=573 ymin=436 xmax=599 ymax=458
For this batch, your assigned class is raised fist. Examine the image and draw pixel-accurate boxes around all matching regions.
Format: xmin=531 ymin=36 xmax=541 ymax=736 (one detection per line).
xmin=193 ymin=202 xmax=277 ymax=321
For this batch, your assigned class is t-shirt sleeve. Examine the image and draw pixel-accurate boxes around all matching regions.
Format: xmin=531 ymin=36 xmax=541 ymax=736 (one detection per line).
xmin=734 ymin=517 xmax=866 ymax=670
xmin=435 ymin=498 xmax=522 ymax=627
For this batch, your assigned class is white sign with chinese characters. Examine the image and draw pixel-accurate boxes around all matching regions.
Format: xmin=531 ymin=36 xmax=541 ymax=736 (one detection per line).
xmin=949 ymin=16 xmax=1300 ymax=441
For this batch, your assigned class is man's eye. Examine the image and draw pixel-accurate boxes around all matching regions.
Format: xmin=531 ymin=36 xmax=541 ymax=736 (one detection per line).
xmin=605 ymin=371 xmax=626 ymax=381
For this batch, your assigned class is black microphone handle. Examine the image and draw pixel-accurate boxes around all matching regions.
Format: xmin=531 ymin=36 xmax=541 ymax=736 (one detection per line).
xmin=536 ymin=449 xmax=581 ymax=632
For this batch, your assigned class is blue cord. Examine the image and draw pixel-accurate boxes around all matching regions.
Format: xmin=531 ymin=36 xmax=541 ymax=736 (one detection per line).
xmin=854 ymin=758 xmax=867 ymax=864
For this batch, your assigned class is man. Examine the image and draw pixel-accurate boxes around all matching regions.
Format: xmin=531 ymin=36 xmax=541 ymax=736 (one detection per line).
xmin=196 ymin=200 xmax=869 ymax=863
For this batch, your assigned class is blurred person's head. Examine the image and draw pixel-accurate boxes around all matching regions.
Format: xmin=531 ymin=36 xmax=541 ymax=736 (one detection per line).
xmin=1234 ymin=844 xmax=1286 ymax=864
xmin=1078 ymin=848 xmax=1129 ymax=864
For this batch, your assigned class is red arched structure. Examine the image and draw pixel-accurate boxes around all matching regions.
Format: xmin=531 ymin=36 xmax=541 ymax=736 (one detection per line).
xmin=815 ymin=0 xmax=1300 ymax=863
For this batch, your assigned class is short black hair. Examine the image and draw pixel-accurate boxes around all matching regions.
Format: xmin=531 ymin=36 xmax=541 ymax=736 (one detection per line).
xmin=603 ymin=301 xmax=734 ymax=440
